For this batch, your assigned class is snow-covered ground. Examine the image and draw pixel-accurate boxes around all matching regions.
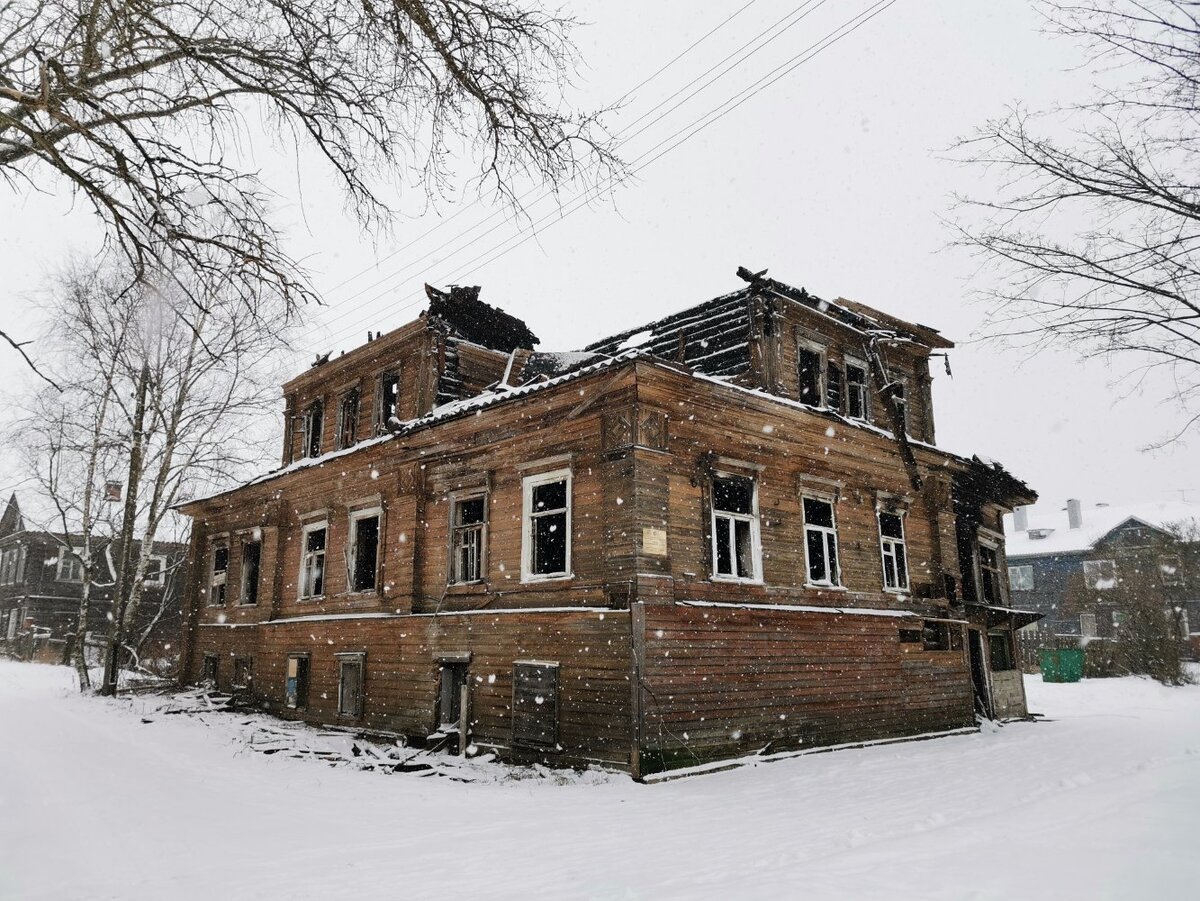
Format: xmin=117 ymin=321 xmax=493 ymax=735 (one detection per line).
xmin=1 ymin=661 xmax=1197 ymax=901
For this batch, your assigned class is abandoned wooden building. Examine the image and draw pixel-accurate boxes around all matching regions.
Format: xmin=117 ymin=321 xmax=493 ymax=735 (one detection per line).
xmin=177 ymin=271 xmax=1038 ymax=777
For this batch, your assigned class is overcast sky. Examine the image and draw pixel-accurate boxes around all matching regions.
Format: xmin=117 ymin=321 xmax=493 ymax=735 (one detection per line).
xmin=2 ymin=0 xmax=1196 ymax=513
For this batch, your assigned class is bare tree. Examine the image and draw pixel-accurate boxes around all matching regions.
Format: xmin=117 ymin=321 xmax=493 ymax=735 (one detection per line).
xmin=0 ymin=0 xmax=619 ymax=365
xmin=953 ymin=1 xmax=1200 ymax=441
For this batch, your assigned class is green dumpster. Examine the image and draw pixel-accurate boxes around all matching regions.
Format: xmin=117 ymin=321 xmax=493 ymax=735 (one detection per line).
xmin=1039 ymin=648 xmax=1085 ymax=683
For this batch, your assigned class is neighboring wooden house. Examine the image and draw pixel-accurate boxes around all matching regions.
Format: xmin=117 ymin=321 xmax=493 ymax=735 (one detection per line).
xmin=177 ymin=272 xmax=1037 ymax=778
xmin=0 ymin=494 xmax=187 ymax=670
xmin=1005 ymin=499 xmax=1200 ymax=658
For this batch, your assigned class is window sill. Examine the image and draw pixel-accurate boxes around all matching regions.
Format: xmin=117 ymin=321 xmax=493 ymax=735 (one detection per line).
xmin=236 ymin=602 xmax=259 ymax=608
xmin=804 ymin=583 xmax=847 ymax=592
xmin=520 ymin=574 xmax=574 ymax=585
xmin=445 ymin=582 xmax=489 ymax=596
xmin=710 ymin=575 xmax=763 ymax=586
xmin=883 ymin=588 xmax=911 ymax=598
xmin=297 ymin=595 xmax=325 ymax=604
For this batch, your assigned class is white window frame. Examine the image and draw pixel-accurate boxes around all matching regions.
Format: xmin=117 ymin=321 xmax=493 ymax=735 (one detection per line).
xmin=143 ymin=554 xmax=168 ymax=586
xmin=844 ymin=357 xmax=872 ymax=423
xmin=347 ymin=507 xmax=382 ymax=594
xmin=1008 ymin=564 xmax=1034 ymax=592
xmin=1083 ymin=559 xmax=1117 ymax=591
xmin=56 ymin=547 xmax=85 ymax=583
xmin=801 ymin=494 xmax=841 ymax=588
xmin=521 ymin=468 xmax=573 ymax=582
xmin=796 ymin=337 xmax=827 ymax=409
xmin=449 ymin=490 xmax=488 ymax=585
xmin=878 ymin=510 xmax=910 ymax=593
xmin=298 ymin=521 xmax=328 ymax=600
xmin=1158 ymin=555 xmax=1184 ymax=588
xmin=208 ymin=543 xmax=229 ymax=606
xmin=710 ymin=472 xmax=762 ymax=584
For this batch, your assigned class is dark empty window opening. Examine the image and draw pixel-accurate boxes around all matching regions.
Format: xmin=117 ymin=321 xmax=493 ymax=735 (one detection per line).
xmin=285 ymin=654 xmax=310 ymax=709
xmin=978 ymin=543 xmax=1002 ymax=604
xmin=209 ymin=545 xmax=229 ymax=606
xmin=450 ymin=495 xmax=486 ymax=584
xmin=304 ymin=400 xmax=324 ymax=458
xmin=512 ymin=661 xmax=559 ymax=750
xmin=337 ymin=654 xmax=365 ymax=718
xmin=802 ymin=496 xmax=840 ymax=587
xmin=798 ymin=347 xmax=822 ymax=406
xmin=201 ymin=653 xmax=218 ymax=686
xmin=349 ymin=512 xmax=380 ymax=593
xmin=890 ymin=382 xmax=907 ymax=435
xmin=846 ymin=363 xmax=870 ymax=421
xmin=922 ymin=620 xmax=951 ymax=651
xmin=377 ymin=371 xmax=400 ymax=433
xmin=438 ymin=661 xmax=469 ymax=729
xmin=338 ymin=389 xmax=360 ymax=449
xmin=826 ymin=363 xmax=843 ymax=412
xmin=232 ymin=656 xmax=253 ymax=690
xmin=711 ymin=475 xmax=759 ymax=581
xmin=525 ymin=472 xmax=570 ymax=578
xmin=240 ymin=539 xmax=261 ymax=606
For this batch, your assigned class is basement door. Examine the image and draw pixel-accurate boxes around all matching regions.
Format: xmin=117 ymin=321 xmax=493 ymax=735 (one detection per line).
xmin=968 ymin=628 xmax=993 ymax=719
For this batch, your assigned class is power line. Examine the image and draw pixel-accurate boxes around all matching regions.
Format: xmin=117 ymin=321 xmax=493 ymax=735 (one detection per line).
xmin=308 ymin=0 xmax=829 ymax=334
xmin=317 ymin=0 xmax=763 ymax=302
xmin=313 ymin=0 xmax=901 ymax=351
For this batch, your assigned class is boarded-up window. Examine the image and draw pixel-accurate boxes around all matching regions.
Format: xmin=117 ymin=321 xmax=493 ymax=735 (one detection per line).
xmin=512 ymin=661 xmax=559 ymax=750
xmin=337 ymin=653 xmax=365 ymax=717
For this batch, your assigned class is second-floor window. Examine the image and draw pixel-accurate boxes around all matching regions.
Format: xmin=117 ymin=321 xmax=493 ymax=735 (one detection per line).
xmin=879 ymin=512 xmax=909 ymax=592
xmin=143 ymin=554 xmax=168 ymax=586
xmin=1158 ymin=555 xmax=1183 ymax=587
xmin=56 ymin=547 xmax=85 ymax=583
xmin=797 ymin=344 xmax=823 ymax=406
xmin=846 ymin=362 xmax=870 ymax=421
xmin=348 ymin=510 xmax=381 ymax=593
xmin=802 ymin=496 xmax=840 ymax=587
xmin=978 ymin=542 xmax=1002 ymax=604
xmin=303 ymin=400 xmax=324 ymax=458
xmin=522 ymin=470 xmax=572 ymax=580
xmin=890 ymin=382 xmax=907 ymax=435
xmin=377 ymin=371 xmax=400 ymax=433
xmin=0 ymin=546 xmax=24 ymax=585
xmin=337 ymin=389 xmax=359 ymax=449
xmin=1008 ymin=564 xmax=1034 ymax=591
xmin=240 ymin=539 xmax=261 ymax=605
xmin=209 ymin=545 xmax=229 ymax=606
xmin=299 ymin=523 xmax=327 ymax=599
xmin=450 ymin=494 xmax=487 ymax=584
xmin=1083 ymin=559 xmax=1117 ymax=590
xmin=711 ymin=474 xmax=760 ymax=582
xmin=826 ymin=363 xmax=843 ymax=411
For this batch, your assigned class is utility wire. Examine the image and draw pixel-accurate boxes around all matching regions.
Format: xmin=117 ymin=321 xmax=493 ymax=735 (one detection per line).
xmin=317 ymin=0 xmax=900 ymax=350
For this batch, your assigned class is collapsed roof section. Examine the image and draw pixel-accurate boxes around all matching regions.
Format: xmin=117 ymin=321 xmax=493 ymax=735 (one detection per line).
xmin=423 ymin=284 xmax=540 ymax=353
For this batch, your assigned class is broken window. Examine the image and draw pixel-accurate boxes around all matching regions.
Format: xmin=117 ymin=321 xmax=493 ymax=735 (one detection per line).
xmin=438 ymin=660 xmax=469 ymax=729
xmin=846 ymin=362 xmax=870 ymax=421
xmin=797 ymin=345 xmax=823 ymax=406
xmin=5 ymin=609 xmax=18 ymax=640
xmin=377 ymin=370 xmax=400 ymax=433
xmin=1158 ymin=555 xmax=1183 ymax=587
xmin=523 ymin=470 xmax=571 ymax=580
xmin=285 ymin=654 xmax=310 ymax=709
xmin=512 ymin=661 xmax=559 ymax=750
xmin=337 ymin=653 xmax=365 ymax=718
xmin=209 ymin=545 xmax=229 ymax=606
xmin=348 ymin=510 xmax=380 ymax=593
xmin=1082 ymin=559 xmax=1117 ymax=591
xmin=337 ymin=388 xmax=359 ymax=449
xmin=889 ymin=382 xmax=907 ymax=434
xmin=1008 ymin=564 xmax=1034 ymax=591
xmin=802 ymin=496 xmax=840 ymax=587
xmin=978 ymin=542 xmax=1002 ymax=604
xmin=1112 ymin=610 xmax=1126 ymax=629
xmin=922 ymin=620 xmax=951 ymax=651
xmin=232 ymin=656 xmax=253 ymax=690
xmin=240 ymin=539 xmax=261 ymax=605
xmin=299 ymin=523 xmax=327 ymax=599
xmin=988 ymin=631 xmax=1014 ymax=671
xmin=201 ymin=653 xmax=218 ymax=686
xmin=879 ymin=512 xmax=909 ymax=592
xmin=825 ymin=363 xmax=843 ymax=412
xmin=303 ymin=400 xmax=324 ymax=458
xmin=450 ymin=494 xmax=487 ymax=584
xmin=143 ymin=554 xmax=167 ymax=586
xmin=711 ymin=474 xmax=760 ymax=581
xmin=56 ymin=547 xmax=85 ymax=583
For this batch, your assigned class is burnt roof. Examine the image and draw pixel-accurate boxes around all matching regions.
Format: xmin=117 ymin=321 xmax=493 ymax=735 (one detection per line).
xmin=424 ymin=284 xmax=539 ymax=353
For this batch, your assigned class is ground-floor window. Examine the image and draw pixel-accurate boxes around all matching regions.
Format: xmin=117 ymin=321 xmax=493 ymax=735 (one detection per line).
xmin=337 ymin=653 xmax=365 ymax=718
xmin=512 ymin=661 xmax=559 ymax=750
xmin=201 ymin=653 xmax=218 ymax=685
xmin=922 ymin=620 xmax=951 ymax=651
xmin=989 ymin=631 xmax=1015 ymax=671
xmin=438 ymin=660 xmax=469 ymax=729
xmin=232 ymin=656 xmax=253 ymax=690
xmin=285 ymin=654 xmax=310 ymax=709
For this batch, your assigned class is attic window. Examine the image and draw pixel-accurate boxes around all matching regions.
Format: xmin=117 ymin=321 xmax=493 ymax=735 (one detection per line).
xmin=377 ymin=371 xmax=400 ymax=433
xmin=303 ymin=400 xmax=324 ymax=458
xmin=846 ymin=362 xmax=870 ymax=421
xmin=797 ymin=341 xmax=824 ymax=406
xmin=1083 ymin=559 xmax=1117 ymax=590
xmin=337 ymin=389 xmax=359 ymax=449
xmin=1159 ymin=555 xmax=1183 ymax=588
